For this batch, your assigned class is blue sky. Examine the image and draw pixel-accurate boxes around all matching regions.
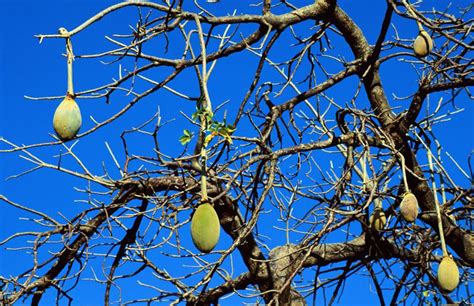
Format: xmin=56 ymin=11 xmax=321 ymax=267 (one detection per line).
xmin=0 ymin=0 xmax=472 ymax=305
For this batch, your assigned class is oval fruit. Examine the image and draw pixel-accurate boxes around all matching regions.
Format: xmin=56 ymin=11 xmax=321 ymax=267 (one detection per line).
xmin=369 ymin=209 xmax=386 ymax=232
xmin=400 ymin=192 xmax=419 ymax=222
xmin=53 ymin=95 xmax=82 ymax=141
xmin=437 ymin=256 xmax=459 ymax=292
xmin=413 ymin=30 xmax=433 ymax=57
xmin=191 ymin=202 xmax=220 ymax=253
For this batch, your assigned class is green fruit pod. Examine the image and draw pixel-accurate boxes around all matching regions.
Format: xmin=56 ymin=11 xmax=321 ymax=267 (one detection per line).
xmin=53 ymin=95 xmax=82 ymax=141
xmin=413 ymin=30 xmax=433 ymax=57
xmin=369 ymin=209 xmax=386 ymax=232
xmin=400 ymin=192 xmax=419 ymax=222
xmin=191 ymin=202 xmax=220 ymax=253
xmin=437 ymin=256 xmax=460 ymax=292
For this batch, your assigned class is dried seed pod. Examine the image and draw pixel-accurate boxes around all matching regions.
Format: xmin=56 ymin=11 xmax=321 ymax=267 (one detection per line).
xmin=369 ymin=208 xmax=386 ymax=232
xmin=191 ymin=202 xmax=220 ymax=253
xmin=53 ymin=95 xmax=82 ymax=141
xmin=437 ymin=256 xmax=460 ymax=292
xmin=413 ymin=30 xmax=433 ymax=57
xmin=400 ymin=192 xmax=419 ymax=222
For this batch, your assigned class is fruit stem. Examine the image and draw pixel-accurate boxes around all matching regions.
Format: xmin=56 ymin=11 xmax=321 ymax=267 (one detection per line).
xmin=416 ymin=22 xmax=424 ymax=32
xmin=374 ymin=198 xmax=382 ymax=210
xmin=66 ymin=36 xmax=74 ymax=96
xmin=397 ymin=152 xmax=410 ymax=194
xmin=362 ymin=149 xmax=368 ymax=191
xmin=200 ymin=145 xmax=208 ymax=202
xmin=403 ymin=0 xmax=424 ymax=32
xmin=194 ymin=15 xmax=212 ymax=203
xmin=427 ymin=147 xmax=448 ymax=257
xmin=194 ymin=15 xmax=213 ymax=115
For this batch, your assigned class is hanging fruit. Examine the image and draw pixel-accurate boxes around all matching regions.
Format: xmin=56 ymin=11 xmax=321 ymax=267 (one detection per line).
xmin=53 ymin=28 xmax=81 ymax=141
xmin=413 ymin=30 xmax=433 ymax=57
xmin=53 ymin=95 xmax=82 ymax=141
xmin=404 ymin=2 xmax=434 ymax=58
xmin=424 ymin=148 xmax=459 ymax=293
xmin=399 ymin=192 xmax=419 ymax=222
xmin=437 ymin=256 xmax=460 ymax=292
xmin=191 ymin=202 xmax=220 ymax=253
xmin=370 ymin=208 xmax=386 ymax=232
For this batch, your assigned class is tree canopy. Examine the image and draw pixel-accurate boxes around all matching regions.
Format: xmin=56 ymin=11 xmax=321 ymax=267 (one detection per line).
xmin=0 ymin=0 xmax=473 ymax=305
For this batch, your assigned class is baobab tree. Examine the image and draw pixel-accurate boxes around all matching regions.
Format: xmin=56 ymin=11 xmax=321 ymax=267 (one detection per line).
xmin=0 ymin=0 xmax=472 ymax=305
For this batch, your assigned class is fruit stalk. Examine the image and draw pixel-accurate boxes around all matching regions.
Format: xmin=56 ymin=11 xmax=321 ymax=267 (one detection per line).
xmin=67 ymin=37 xmax=74 ymax=95
xmin=362 ymin=149 xmax=369 ymax=192
xmin=427 ymin=148 xmax=448 ymax=257
xmin=398 ymin=152 xmax=410 ymax=194
xmin=403 ymin=0 xmax=424 ymax=31
xmin=200 ymin=144 xmax=208 ymax=202
xmin=59 ymin=27 xmax=75 ymax=96
xmin=194 ymin=15 xmax=213 ymax=203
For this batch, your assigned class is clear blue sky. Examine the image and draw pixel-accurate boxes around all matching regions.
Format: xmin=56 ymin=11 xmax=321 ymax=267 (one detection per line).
xmin=0 ymin=1 xmax=472 ymax=305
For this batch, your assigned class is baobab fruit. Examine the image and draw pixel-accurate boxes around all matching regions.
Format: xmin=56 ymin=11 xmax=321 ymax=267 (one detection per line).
xmin=191 ymin=202 xmax=220 ymax=253
xmin=437 ymin=256 xmax=460 ymax=292
xmin=369 ymin=208 xmax=386 ymax=232
xmin=400 ymin=192 xmax=418 ymax=222
xmin=413 ymin=30 xmax=433 ymax=57
xmin=53 ymin=95 xmax=82 ymax=141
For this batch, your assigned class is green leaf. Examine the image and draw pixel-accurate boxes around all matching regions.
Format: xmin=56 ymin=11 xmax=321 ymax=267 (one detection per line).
xmin=179 ymin=129 xmax=193 ymax=145
xmin=192 ymin=107 xmax=203 ymax=121
xmin=191 ymin=107 xmax=214 ymax=125
xmin=225 ymin=124 xmax=236 ymax=134
xmin=217 ymin=127 xmax=233 ymax=144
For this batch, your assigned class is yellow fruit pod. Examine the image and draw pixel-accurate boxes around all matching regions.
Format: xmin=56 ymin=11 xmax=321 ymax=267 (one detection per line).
xmin=191 ymin=202 xmax=220 ymax=253
xmin=413 ymin=30 xmax=433 ymax=58
xmin=400 ymin=192 xmax=419 ymax=222
xmin=53 ymin=95 xmax=82 ymax=141
xmin=369 ymin=209 xmax=386 ymax=232
xmin=437 ymin=256 xmax=460 ymax=293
